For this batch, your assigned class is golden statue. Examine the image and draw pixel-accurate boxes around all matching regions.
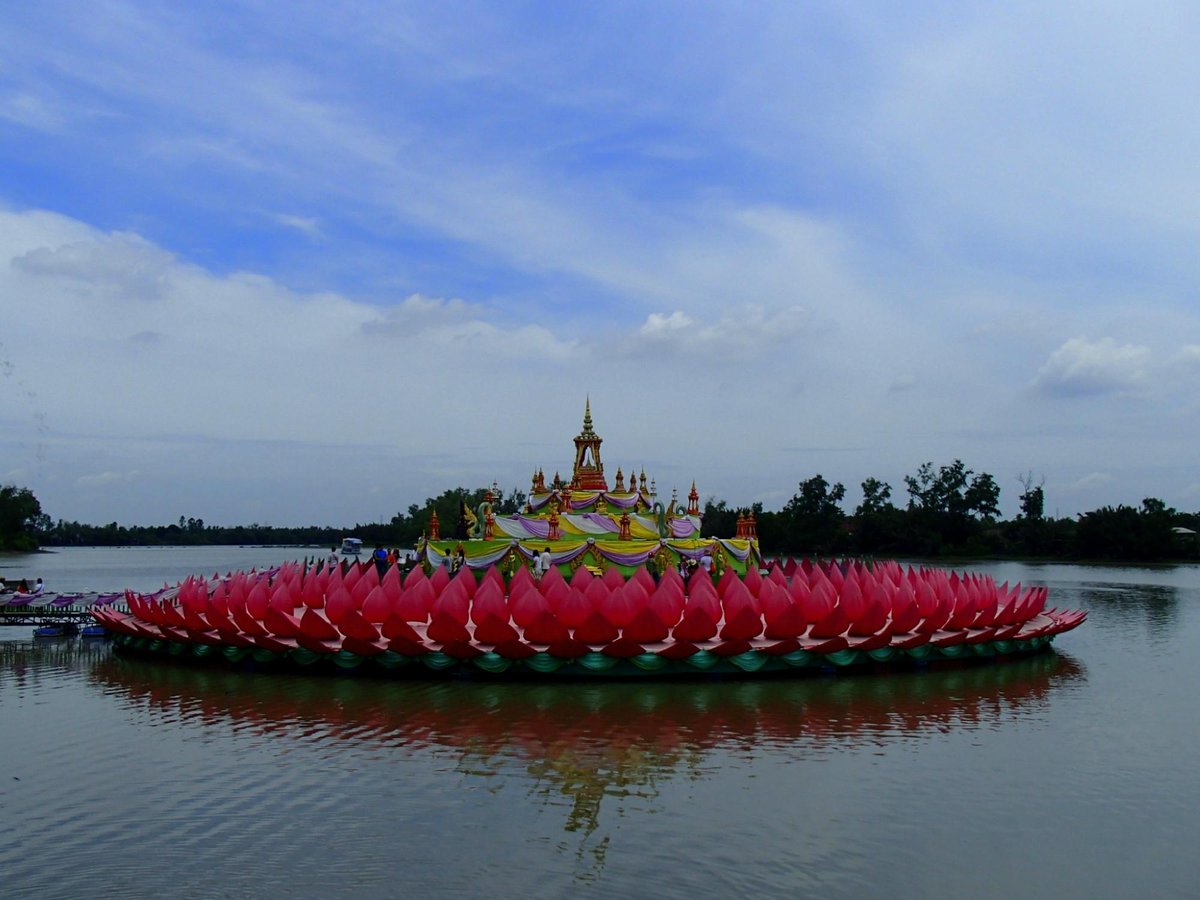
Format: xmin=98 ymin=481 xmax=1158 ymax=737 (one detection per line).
xmin=618 ymin=512 xmax=632 ymax=541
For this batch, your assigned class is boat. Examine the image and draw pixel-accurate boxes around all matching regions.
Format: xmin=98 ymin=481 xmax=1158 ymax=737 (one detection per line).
xmin=34 ymin=622 xmax=78 ymax=638
xmin=96 ymin=404 xmax=1085 ymax=678
xmin=340 ymin=538 xmax=363 ymax=556
xmin=6 ymin=579 xmax=46 ymax=605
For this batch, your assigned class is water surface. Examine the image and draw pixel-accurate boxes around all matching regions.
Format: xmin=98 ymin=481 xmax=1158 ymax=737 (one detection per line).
xmin=1 ymin=549 xmax=1197 ymax=898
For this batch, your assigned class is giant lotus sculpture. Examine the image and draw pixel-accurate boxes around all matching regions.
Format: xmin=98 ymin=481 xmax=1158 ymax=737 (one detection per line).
xmin=95 ymin=404 xmax=1084 ymax=677
xmin=96 ymin=555 xmax=1085 ymax=677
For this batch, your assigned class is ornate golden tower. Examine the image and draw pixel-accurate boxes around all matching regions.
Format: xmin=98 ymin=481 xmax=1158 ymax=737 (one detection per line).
xmin=571 ymin=398 xmax=608 ymax=490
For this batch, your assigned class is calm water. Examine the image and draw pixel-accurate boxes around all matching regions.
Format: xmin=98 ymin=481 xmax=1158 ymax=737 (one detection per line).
xmin=1 ymin=548 xmax=1198 ymax=898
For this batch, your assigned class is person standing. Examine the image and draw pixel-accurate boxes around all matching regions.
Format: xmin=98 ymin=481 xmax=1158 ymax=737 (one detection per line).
xmin=536 ymin=546 xmax=552 ymax=580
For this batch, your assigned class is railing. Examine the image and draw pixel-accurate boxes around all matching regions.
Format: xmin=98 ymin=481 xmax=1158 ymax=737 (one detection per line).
xmin=0 ymin=607 xmax=106 ymax=627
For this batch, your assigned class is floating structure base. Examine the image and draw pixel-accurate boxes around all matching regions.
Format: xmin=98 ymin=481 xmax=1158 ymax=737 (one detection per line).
xmin=94 ymin=556 xmax=1085 ymax=682
xmin=109 ymin=630 xmax=1062 ymax=680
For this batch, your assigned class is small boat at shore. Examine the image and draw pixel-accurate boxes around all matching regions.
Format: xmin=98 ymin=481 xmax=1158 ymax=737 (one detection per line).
xmin=34 ymin=622 xmax=79 ymax=638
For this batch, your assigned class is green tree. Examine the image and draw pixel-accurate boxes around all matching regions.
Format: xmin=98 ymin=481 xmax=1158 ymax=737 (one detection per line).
xmin=853 ymin=477 xmax=903 ymax=553
xmin=856 ymin=477 xmax=893 ymax=516
xmin=1074 ymin=497 xmax=1179 ymax=561
xmin=702 ymin=498 xmax=738 ymax=539
xmin=1017 ymin=471 xmax=1045 ymax=521
xmin=780 ymin=474 xmax=846 ymax=554
xmin=904 ymin=460 xmax=1002 ymax=551
xmin=1009 ymin=471 xmax=1049 ymax=555
xmin=0 ymin=485 xmax=46 ymax=550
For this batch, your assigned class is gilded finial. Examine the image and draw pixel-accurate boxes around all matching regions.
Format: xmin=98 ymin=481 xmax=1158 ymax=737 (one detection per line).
xmin=580 ymin=396 xmax=596 ymax=437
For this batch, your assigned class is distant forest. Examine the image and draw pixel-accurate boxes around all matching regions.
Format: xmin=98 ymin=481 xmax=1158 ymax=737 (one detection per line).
xmin=5 ymin=460 xmax=1200 ymax=563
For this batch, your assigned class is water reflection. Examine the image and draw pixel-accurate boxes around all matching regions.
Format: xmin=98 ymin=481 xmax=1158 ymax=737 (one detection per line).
xmin=1069 ymin=581 xmax=1182 ymax=644
xmin=1 ymin=634 xmax=112 ymax=681
xmin=85 ymin=647 xmax=1085 ymax=861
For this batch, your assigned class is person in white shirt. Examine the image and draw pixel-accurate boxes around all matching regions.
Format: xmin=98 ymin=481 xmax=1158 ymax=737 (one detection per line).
xmin=536 ymin=547 xmax=552 ymax=579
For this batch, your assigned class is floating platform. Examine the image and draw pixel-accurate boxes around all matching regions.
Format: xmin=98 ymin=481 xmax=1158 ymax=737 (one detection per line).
xmin=95 ymin=557 xmax=1085 ymax=679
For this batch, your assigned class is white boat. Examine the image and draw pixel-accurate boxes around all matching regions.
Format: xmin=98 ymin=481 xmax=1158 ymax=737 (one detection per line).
xmin=340 ymin=537 xmax=363 ymax=555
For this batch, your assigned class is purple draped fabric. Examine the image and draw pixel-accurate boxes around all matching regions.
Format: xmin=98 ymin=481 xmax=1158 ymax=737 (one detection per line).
xmin=581 ymin=513 xmax=620 ymax=532
xmin=670 ymin=518 xmax=697 ymax=538
xmin=602 ymin=492 xmax=640 ymax=510
xmin=516 ymin=543 xmax=589 ymax=565
xmin=513 ymin=514 xmax=552 ymax=538
xmin=595 ymin=546 xmax=656 ymax=566
xmin=718 ymin=539 xmax=752 ymax=561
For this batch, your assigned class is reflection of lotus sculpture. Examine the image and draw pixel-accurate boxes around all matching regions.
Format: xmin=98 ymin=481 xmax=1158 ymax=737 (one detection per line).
xmin=90 ymin=651 xmax=1084 ymax=848
xmin=94 ymin=558 xmax=1085 ymax=677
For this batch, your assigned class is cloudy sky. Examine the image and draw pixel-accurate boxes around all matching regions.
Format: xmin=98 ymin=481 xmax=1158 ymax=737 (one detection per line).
xmin=2 ymin=1 xmax=1199 ymax=527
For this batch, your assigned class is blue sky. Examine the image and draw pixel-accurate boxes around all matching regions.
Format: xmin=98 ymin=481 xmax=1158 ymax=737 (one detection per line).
xmin=3 ymin=1 xmax=1200 ymax=526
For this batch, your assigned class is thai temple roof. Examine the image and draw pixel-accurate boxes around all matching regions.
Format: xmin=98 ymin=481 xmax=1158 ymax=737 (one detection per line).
xmin=424 ymin=402 xmax=759 ymax=574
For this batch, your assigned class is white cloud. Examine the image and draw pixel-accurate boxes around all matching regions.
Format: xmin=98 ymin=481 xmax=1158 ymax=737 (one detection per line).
xmin=5 ymin=6 xmax=1200 ymax=522
xmin=0 ymin=209 xmax=604 ymax=524
xmin=1065 ymin=472 xmax=1114 ymax=493
xmin=1171 ymin=345 xmax=1200 ymax=368
xmin=12 ymin=233 xmax=177 ymax=300
xmin=0 ymin=92 xmax=64 ymax=131
xmin=1032 ymin=336 xmax=1150 ymax=397
xmin=366 ymin=294 xmax=487 ymax=335
xmin=364 ymin=294 xmax=577 ymax=359
xmin=637 ymin=310 xmax=694 ymax=340
xmin=271 ymin=213 xmax=321 ymax=237
xmin=76 ymin=470 xmax=139 ymax=487
xmin=631 ymin=304 xmax=810 ymax=358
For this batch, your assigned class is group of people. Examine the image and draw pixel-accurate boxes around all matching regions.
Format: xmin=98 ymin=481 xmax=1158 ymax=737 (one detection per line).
xmin=324 ymin=547 xmax=414 ymax=574
xmin=318 ymin=543 xmax=716 ymax=583
xmin=533 ymin=547 xmax=553 ymax=579
xmin=646 ymin=549 xmax=714 ymax=581
xmin=442 ymin=548 xmax=467 ymax=573
xmin=434 ymin=546 xmax=554 ymax=578
xmin=0 ymin=576 xmax=43 ymax=595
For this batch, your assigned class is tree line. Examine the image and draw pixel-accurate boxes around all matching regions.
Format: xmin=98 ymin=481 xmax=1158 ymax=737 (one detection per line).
xmin=22 ymin=486 xmax=528 ymax=551
xmin=5 ymin=461 xmax=1199 ymax=562
xmin=704 ymin=462 xmax=1199 ymax=562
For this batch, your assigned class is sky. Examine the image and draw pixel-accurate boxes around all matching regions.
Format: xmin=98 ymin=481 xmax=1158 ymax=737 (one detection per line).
xmin=2 ymin=1 xmax=1200 ymax=527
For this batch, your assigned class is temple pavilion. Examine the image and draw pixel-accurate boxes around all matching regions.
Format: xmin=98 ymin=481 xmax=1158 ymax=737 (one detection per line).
xmin=421 ymin=401 xmax=760 ymax=576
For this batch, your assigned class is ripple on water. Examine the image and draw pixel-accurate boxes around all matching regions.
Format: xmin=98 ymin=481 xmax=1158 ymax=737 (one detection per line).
xmin=2 ymin=574 xmax=1198 ymax=900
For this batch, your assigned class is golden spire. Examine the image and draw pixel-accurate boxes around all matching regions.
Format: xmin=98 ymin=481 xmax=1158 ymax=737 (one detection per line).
xmin=580 ymin=396 xmax=597 ymax=438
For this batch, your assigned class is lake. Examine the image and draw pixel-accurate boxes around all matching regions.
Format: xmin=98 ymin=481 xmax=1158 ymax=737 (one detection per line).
xmin=1 ymin=547 xmax=1197 ymax=898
